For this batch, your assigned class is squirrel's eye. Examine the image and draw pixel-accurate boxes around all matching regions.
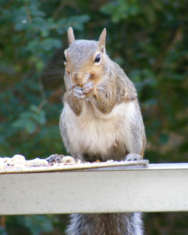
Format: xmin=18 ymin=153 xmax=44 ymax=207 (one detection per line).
xmin=94 ymin=54 xmax=101 ymax=63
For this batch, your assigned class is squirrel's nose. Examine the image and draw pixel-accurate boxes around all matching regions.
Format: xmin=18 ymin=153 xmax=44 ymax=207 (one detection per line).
xmin=73 ymin=73 xmax=82 ymax=86
xmin=72 ymin=72 xmax=89 ymax=86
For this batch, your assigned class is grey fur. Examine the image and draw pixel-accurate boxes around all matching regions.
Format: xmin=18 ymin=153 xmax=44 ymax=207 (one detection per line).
xmin=66 ymin=213 xmax=143 ymax=235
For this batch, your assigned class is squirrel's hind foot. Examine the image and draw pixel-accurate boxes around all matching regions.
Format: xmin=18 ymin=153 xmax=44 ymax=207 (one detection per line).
xmin=46 ymin=154 xmax=65 ymax=164
xmin=125 ymin=153 xmax=143 ymax=161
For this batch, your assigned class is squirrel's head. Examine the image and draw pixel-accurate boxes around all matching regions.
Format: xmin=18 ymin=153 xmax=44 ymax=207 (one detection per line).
xmin=64 ymin=27 xmax=107 ymax=87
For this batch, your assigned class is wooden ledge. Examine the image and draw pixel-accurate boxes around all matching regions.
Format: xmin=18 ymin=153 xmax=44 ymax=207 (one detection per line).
xmin=0 ymin=163 xmax=188 ymax=215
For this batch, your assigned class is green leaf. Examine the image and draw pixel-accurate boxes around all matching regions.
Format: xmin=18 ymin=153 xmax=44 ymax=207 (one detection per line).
xmin=25 ymin=120 xmax=37 ymax=134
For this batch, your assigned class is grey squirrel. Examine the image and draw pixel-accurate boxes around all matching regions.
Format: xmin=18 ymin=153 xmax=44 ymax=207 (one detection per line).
xmin=56 ymin=27 xmax=146 ymax=234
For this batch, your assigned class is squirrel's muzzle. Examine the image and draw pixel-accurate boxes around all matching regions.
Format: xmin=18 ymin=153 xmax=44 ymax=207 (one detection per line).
xmin=72 ymin=72 xmax=90 ymax=87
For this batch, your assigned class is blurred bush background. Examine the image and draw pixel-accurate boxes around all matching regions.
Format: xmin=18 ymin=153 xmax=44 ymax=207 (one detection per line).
xmin=0 ymin=0 xmax=187 ymax=234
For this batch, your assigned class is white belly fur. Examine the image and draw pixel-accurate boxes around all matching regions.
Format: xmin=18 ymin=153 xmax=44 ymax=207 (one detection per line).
xmin=60 ymin=101 xmax=138 ymax=156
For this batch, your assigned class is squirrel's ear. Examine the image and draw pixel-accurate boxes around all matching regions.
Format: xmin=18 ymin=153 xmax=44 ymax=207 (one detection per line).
xmin=98 ymin=28 xmax=107 ymax=51
xmin=67 ymin=27 xmax=75 ymax=45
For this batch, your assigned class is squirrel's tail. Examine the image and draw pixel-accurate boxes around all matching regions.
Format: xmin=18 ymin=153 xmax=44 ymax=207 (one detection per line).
xmin=66 ymin=213 xmax=143 ymax=235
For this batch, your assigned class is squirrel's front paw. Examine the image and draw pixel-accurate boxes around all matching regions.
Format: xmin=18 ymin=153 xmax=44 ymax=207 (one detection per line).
xmin=125 ymin=153 xmax=143 ymax=161
xmin=72 ymin=86 xmax=85 ymax=99
xmin=82 ymin=81 xmax=94 ymax=95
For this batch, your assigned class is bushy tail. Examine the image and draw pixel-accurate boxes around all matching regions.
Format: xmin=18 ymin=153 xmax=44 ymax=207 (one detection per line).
xmin=66 ymin=213 xmax=143 ymax=235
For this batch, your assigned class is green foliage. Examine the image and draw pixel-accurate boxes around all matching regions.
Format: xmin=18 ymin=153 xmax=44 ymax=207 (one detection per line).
xmin=101 ymin=0 xmax=140 ymax=22
xmin=0 ymin=0 xmax=90 ymax=157
xmin=22 ymin=215 xmax=53 ymax=235
xmin=13 ymin=105 xmax=46 ymax=134
xmin=0 ymin=0 xmax=188 ymax=234
xmin=3 ymin=215 xmax=63 ymax=235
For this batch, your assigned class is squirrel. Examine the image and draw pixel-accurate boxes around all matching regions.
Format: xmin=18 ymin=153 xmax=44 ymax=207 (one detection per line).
xmin=49 ymin=27 xmax=146 ymax=235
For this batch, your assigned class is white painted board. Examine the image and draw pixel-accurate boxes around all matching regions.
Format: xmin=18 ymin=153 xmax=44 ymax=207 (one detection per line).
xmin=0 ymin=163 xmax=188 ymax=215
